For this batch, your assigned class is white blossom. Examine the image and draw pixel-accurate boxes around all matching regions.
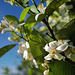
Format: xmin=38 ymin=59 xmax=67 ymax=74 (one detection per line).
xmin=44 ymin=40 xmax=73 ymax=60
xmin=1 ymin=20 xmax=25 ymax=34
xmin=43 ymin=70 xmax=49 ymax=75
xmin=17 ymin=41 xmax=33 ymax=61
xmin=35 ymin=4 xmax=46 ymax=21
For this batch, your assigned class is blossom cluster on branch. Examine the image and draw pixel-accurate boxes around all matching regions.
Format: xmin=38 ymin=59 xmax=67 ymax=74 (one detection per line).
xmin=0 ymin=0 xmax=75 ymax=75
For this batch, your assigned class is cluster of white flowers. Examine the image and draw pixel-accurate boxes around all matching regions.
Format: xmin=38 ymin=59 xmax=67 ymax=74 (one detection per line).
xmin=17 ymin=41 xmax=38 ymax=68
xmin=42 ymin=40 xmax=75 ymax=75
xmin=0 ymin=17 xmax=25 ymax=34
xmin=35 ymin=4 xmax=46 ymax=21
xmin=44 ymin=40 xmax=75 ymax=61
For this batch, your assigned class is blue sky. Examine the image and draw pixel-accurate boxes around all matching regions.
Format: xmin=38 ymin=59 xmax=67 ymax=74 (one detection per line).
xmin=0 ymin=0 xmax=46 ymax=74
xmin=0 ymin=0 xmax=24 ymax=74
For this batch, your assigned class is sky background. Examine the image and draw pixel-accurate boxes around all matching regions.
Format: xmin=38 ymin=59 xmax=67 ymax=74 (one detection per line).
xmin=0 ymin=0 xmax=45 ymax=74
xmin=0 ymin=0 xmax=25 ymax=74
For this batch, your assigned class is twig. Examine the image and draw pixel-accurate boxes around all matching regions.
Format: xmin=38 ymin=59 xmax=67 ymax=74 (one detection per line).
xmin=13 ymin=31 xmax=28 ymax=41
xmin=15 ymin=0 xmax=35 ymax=15
xmin=42 ymin=18 xmax=56 ymax=40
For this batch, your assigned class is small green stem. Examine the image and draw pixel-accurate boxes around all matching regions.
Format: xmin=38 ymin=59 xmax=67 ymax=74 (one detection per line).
xmin=32 ymin=0 xmax=40 ymax=13
xmin=13 ymin=31 xmax=28 ymax=41
xmin=15 ymin=0 xmax=35 ymax=15
xmin=42 ymin=18 xmax=56 ymax=40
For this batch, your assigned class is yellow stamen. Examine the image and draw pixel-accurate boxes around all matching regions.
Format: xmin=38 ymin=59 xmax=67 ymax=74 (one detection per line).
xmin=50 ymin=51 xmax=55 ymax=54
xmin=3 ymin=17 xmax=6 ymax=20
xmin=9 ymin=21 xmax=13 ymax=25
xmin=4 ymin=0 xmax=7 ymax=2
xmin=59 ymin=40 xmax=63 ymax=42
xmin=28 ymin=57 xmax=31 ymax=61
xmin=38 ymin=5 xmax=42 ymax=8
xmin=59 ymin=6 xmax=63 ymax=10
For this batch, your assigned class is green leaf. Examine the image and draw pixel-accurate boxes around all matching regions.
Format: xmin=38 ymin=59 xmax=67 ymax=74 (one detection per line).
xmin=20 ymin=7 xmax=30 ymax=22
xmin=23 ymin=23 xmax=35 ymax=37
xmin=49 ymin=61 xmax=75 ymax=75
xmin=35 ymin=13 xmax=46 ymax=21
xmin=0 ymin=44 xmax=16 ymax=57
xmin=30 ymin=5 xmax=39 ymax=14
xmin=26 ymin=15 xmax=36 ymax=23
xmin=24 ymin=13 xmax=45 ymax=37
xmin=29 ymin=29 xmax=48 ymax=63
xmin=55 ymin=18 xmax=75 ymax=45
xmin=5 ymin=15 xmax=19 ymax=24
xmin=45 ymin=0 xmax=68 ymax=16
xmin=26 ymin=14 xmax=45 ymax=24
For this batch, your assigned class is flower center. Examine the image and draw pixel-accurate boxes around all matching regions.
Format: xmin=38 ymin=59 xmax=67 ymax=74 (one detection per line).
xmin=50 ymin=51 xmax=55 ymax=54
xmin=38 ymin=5 xmax=42 ymax=8
xmin=3 ymin=17 xmax=6 ymax=20
xmin=28 ymin=57 xmax=31 ymax=61
xmin=59 ymin=40 xmax=63 ymax=42
xmin=59 ymin=6 xmax=63 ymax=10
xmin=9 ymin=21 xmax=13 ymax=25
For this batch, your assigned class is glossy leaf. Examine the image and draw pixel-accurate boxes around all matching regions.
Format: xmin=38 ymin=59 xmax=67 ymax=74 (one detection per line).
xmin=49 ymin=61 xmax=75 ymax=75
xmin=0 ymin=44 xmax=16 ymax=57
xmin=26 ymin=15 xmax=36 ymax=24
xmin=5 ymin=15 xmax=19 ymax=24
xmin=55 ymin=18 xmax=75 ymax=45
xmin=20 ymin=7 xmax=30 ymax=22
xmin=26 ymin=14 xmax=45 ymax=24
xmin=35 ymin=13 xmax=45 ymax=21
xmin=45 ymin=0 xmax=68 ymax=16
xmin=29 ymin=29 xmax=48 ymax=63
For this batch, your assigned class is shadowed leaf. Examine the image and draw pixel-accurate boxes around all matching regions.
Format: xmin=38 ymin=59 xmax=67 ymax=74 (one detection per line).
xmin=0 ymin=44 xmax=16 ymax=57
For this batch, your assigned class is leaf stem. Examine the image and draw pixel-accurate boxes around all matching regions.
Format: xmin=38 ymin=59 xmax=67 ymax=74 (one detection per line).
xmin=15 ymin=0 xmax=35 ymax=15
xmin=32 ymin=0 xmax=40 ymax=13
xmin=42 ymin=18 xmax=56 ymax=40
xmin=13 ymin=31 xmax=28 ymax=41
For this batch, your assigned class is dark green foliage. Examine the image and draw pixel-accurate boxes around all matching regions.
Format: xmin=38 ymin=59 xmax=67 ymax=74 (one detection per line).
xmin=29 ymin=29 xmax=48 ymax=63
xmin=5 ymin=15 xmax=19 ymax=24
xmin=56 ymin=18 xmax=75 ymax=45
xmin=49 ymin=61 xmax=75 ymax=75
xmin=0 ymin=44 xmax=16 ymax=57
xmin=45 ymin=0 xmax=68 ymax=16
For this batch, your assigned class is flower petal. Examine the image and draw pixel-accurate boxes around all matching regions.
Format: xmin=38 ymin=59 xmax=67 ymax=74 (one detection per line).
xmin=26 ymin=42 xmax=29 ymax=49
xmin=23 ymin=50 xmax=28 ymax=60
xmin=43 ymin=70 xmax=49 ymax=75
xmin=17 ymin=22 xmax=25 ymax=28
xmin=55 ymin=53 xmax=63 ymax=60
xmin=1 ymin=28 xmax=12 ymax=34
xmin=1 ymin=20 xmax=9 ymax=27
xmin=33 ymin=59 xmax=38 ymax=68
xmin=35 ymin=13 xmax=41 ymax=21
xmin=44 ymin=54 xmax=53 ymax=60
xmin=49 ymin=41 xmax=57 ymax=48
xmin=56 ymin=43 xmax=68 ymax=52
xmin=44 ymin=44 xmax=51 ymax=52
